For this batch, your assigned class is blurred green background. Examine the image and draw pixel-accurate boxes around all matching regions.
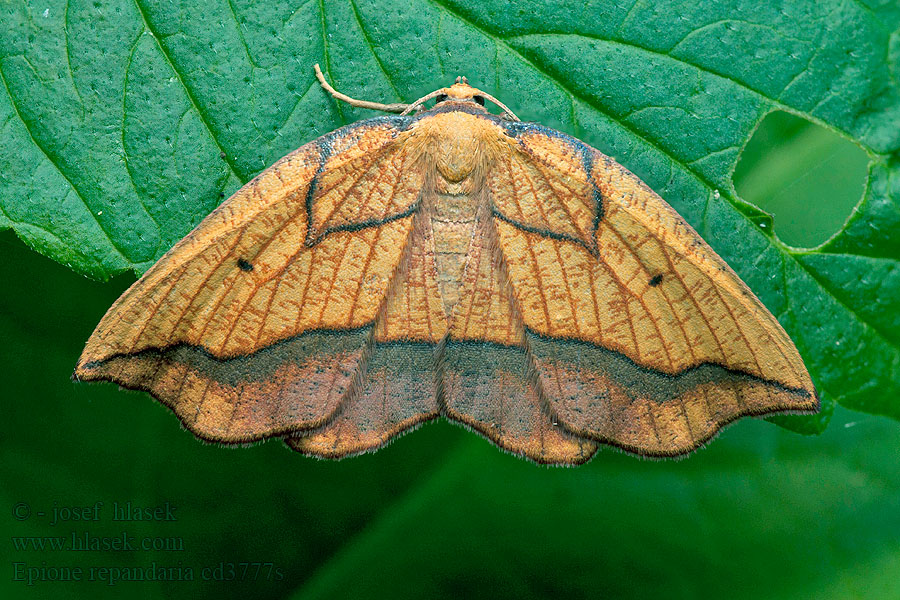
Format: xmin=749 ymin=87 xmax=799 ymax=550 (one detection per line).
xmin=3 ymin=109 xmax=898 ymax=599
xmin=733 ymin=111 xmax=872 ymax=249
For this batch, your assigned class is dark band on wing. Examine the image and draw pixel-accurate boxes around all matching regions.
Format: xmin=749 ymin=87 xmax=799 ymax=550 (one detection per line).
xmin=81 ymin=325 xmax=811 ymax=406
xmin=304 ymin=116 xmax=414 ymax=247
xmin=78 ymin=327 xmax=371 ymax=384
xmin=312 ymin=203 xmax=418 ymax=241
xmin=523 ymin=330 xmax=814 ymax=402
xmin=492 ymin=210 xmax=598 ymax=257
xmin=500 ymin=120 xmax=605 ymax=247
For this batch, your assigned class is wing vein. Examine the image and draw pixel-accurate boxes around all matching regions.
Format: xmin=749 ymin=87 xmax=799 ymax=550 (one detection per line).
xmin=348 ymin=228 xmax=383 ymax=325
xmin=517 ymin=145 xmax=591 ymax=239
xmin=604 ymin=222 xmax=693 ymax=366
xmin=503 ymin=156 xmax=553 ymax=330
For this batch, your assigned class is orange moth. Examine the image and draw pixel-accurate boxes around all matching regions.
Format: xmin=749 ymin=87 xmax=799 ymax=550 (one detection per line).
xmin=74 ymin=66 xmax=818 ymax=464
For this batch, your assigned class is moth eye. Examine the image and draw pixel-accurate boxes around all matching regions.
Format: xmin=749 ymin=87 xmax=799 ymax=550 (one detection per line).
xmin=473 ymin=95 xmax=485 ymax=106
xmin=435 ymin=94 xmax=449 ymax=104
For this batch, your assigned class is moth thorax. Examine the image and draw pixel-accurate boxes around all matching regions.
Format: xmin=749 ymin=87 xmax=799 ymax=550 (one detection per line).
xmin=435 ymin=139 xmax=480 ymax=182
xmin=417 ymin=112 xmax=493 ymax=184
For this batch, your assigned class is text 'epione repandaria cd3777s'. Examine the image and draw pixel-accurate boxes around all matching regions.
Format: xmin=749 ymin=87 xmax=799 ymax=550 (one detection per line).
xmin=74 ymin=66 xmax=818 ymax=465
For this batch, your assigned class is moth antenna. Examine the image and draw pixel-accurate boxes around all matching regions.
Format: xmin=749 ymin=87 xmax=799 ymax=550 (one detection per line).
xmin=314 ymin=64 xmax=410 ymax=114
xmin=400 ymin=89 xmax=447 ymax=115
xmin=478 ymin=91 xmax=520 ymax=121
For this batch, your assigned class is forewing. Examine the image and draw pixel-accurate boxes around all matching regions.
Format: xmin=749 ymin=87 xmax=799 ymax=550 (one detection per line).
xmin=75 ymin=117 xmax=427 ymax=443
xmin=490 ymin=125 xmax=818 ymax=456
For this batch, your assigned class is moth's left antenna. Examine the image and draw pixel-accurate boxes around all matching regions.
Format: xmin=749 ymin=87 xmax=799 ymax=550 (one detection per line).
xmin=314 ymin=64 xmax=411 ymax=114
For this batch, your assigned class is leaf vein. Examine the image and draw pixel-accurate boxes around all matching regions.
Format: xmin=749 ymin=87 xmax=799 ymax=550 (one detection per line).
xmin=0 ymin=59 xmax=129 ymax=262
xmin=131 ymin=0 xmax=246 ymax=182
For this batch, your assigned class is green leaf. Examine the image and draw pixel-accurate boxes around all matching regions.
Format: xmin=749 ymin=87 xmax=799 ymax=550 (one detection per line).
xmin=1 ymin=0 xmax=898 ymax=432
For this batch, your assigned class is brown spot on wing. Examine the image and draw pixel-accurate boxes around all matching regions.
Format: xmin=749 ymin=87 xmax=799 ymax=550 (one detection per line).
xmin=75 ymin=118 xmax=421 ymax=444
xmin=489 ymin=123 xmax=817 ymax=456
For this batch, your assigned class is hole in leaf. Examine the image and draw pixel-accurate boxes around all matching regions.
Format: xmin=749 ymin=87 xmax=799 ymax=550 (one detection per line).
xmin=732 ymin=110 xmax=869 ymax=248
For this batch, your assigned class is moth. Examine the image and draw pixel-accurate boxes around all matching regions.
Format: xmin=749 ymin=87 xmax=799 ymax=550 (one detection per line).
xmin=75 ymin=66 xmax=818 ymax=464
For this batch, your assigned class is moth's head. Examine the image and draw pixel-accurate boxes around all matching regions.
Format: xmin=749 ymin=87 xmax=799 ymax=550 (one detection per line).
xmin=433 ymin=76 xmax=488 ymax=110
xmin=312 ymin=64 xmax=519 ymax=121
